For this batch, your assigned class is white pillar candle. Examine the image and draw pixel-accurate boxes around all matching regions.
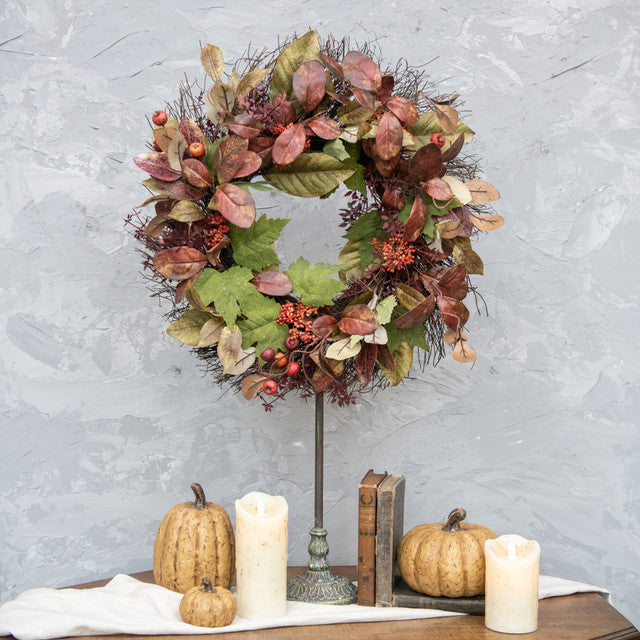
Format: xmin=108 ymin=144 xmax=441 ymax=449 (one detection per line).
xmin=235 ymin=491 xmax=288 ymax=620
xmin=485 ymin=534 xmax=541 ymax=634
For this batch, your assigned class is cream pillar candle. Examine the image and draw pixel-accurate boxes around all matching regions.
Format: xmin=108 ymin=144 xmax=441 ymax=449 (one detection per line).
xmin=235 ymin=491 xmax=288 ymax=620
xmin=485 ymin=534 xmax=541 ymax=634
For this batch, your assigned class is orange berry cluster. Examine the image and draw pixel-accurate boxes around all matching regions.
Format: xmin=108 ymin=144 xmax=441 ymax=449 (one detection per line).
xmin=203 ymin=213 xmax=229 ymax=248
xmin=371 ymin=234 xmax=416 ymax=272
xmin=276 ymin=301 xmax=318 ymax=343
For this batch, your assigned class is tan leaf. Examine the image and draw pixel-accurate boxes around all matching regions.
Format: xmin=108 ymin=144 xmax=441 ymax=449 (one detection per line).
xmin=241 ymin=374 xmax=267 ymax=401
xmin=218 ymin=326 xmax=256 ymax=375
xmin=465 ymin=179 xmax=501 ymax=204
xmin=444 ymin=328 xmax=467 ymax=345
xmin=434 ymin=104 xmax=459 ymax=134
xmin=470 ymin=213 xmax=506 ymax=232
xmin=376 ymin=111 xmax=403 ymax=161
xmin=198 ymin=316 xmax=225 ymax=347
xmin=201 ymin=43 xmax=225 ymax=80
xmin=236 ymin=68 xmax=271 ymax=96
xmin=325 ymin=337 xmax=362 ymax=361
xmin=153 ymin=127 xmax=178 ymax=153
xmin=205 ymin=81 xmax=235 ymax=125
xmin=452 ymin=237 xmax=484 ymax=275
xmin=168 ymin=200 xmax=205 ymax=222
xmin=167 ymin=130 xmax=187 ymax=172
xmin=452 ymin=340 xmax=476 ymax=363
xmin=442 ymin=175 xmax=472 ymax=205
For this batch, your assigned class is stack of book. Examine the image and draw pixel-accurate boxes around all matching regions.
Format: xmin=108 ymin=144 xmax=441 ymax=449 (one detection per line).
xmin=357 ymin=469 xmax=484 ymax=614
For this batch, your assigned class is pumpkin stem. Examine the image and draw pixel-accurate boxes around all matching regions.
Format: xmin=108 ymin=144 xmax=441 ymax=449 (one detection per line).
xmin=191 ymin=483 xmax=207 ymax=509
xmin=201 ymin=577 xmax=214 ymax=593
xmin=442 ymin=508 xmax=466 ymax=532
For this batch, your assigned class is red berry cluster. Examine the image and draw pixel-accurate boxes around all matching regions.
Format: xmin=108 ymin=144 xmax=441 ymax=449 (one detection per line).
xmin=203 ymin=213 xmax=229 ymax=249
xmin=371 ymin=234 xmax=416 ymax=272
xmin=276 ymin=301 xmax=318 ymax=343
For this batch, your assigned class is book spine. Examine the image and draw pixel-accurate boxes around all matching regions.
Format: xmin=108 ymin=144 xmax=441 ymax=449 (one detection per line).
xmin=357 ymin=480 xmax=379 ymax=605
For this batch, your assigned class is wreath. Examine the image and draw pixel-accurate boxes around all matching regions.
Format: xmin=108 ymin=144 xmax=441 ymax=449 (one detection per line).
xmin=126 ymin=31 xmax=503 ymax=409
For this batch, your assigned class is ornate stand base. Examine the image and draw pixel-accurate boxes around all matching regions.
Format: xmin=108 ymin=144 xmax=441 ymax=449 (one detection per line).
xmin=287 ymin=527 xmax=358 ymax=605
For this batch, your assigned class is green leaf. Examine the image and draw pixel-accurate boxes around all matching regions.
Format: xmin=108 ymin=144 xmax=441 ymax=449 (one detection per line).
xmin=376 ymin=295 xmax=397 ymax=325
xmin=379 ymin=341 xmax=413 ymax=386
xmin=232 ymin=180 xmax=277 ymax=193
xmin=194 ymin=266 xmax=256 ymax=328
xmin=405 ymin=113 xmax=475 ymax=153
xmin=386 ymin=316 xmax=429 ymax=353
xmin=229 ymin=214 xmax=290 ymax=271
xmin=270 ymin=30 xmax=320 ymax=114
xmin=397 ymin=198 xmax=412 ymax=224
xmin=345 ymin=209 xmax=384 ymax=269
xmin=323 ymin=138 xmax=350 ymax=162
xmin=265 ymin=153 xmax=354 ymax=198
xmin=166 ymin=309 xmax=212 ymax=346
xmin=286 ymin=257 xmax=345 ymax=306
xmin=238 ymin=295 xmax=288 ymax=357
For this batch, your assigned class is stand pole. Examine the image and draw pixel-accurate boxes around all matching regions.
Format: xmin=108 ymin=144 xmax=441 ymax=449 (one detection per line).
xmin=286 ymin=392 xmax=358 ymax=605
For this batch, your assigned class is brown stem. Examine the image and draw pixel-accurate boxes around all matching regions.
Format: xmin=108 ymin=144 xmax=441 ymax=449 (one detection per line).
xmin=190 ymin=483 xmax=207 ymax=509
xmin=201 ymin=577 xmax=214 ymax=592
xmin=442 ymin=507 xmax=466 ymax=532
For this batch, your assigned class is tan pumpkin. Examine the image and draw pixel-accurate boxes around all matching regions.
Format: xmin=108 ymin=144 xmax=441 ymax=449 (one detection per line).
xmin=153 ymin=483 xmax=235 ymax=593
xmin=397 ymin=508 xmax=497 ymax=597
xmin=179 ymin=577 xmax=237 ymax=628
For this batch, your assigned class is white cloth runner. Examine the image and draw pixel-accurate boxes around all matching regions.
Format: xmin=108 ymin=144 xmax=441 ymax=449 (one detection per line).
xmin=0 ymin=574 xmax=609 ymax=640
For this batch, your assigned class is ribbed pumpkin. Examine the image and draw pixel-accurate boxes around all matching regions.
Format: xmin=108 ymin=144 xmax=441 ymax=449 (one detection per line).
xmin=153 ymin=483 xmax=235 ymax=593
xmin=397 ymin=508 xmax=497 ymax=597
xmin=179 ymin=577 xmax=237 ymax=628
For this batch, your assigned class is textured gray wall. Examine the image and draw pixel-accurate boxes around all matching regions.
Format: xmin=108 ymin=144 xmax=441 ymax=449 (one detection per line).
xmin=2 ymin=0 xmax=639 ymax=627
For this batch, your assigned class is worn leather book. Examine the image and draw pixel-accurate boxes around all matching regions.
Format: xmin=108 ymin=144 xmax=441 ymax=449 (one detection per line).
xmin=357 ymin=469 xmax=387 ymax=605
xmin=374 ymin=474 xmax=405 ymax=607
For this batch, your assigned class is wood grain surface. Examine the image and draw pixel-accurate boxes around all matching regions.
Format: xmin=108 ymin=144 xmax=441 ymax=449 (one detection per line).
xmin=2 ymin=567 xmax=638 ymax=640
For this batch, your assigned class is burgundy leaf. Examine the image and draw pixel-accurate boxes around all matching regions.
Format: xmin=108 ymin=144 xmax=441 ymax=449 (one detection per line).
xmin=407 ymin=143 xmax=444 ymax=183
xmin=342 ymin=51 xmax=382 ymax=92
xmin=423 ymin=177 xmax=453 ymax=200
xmin=319 ymin=53 xmax=344 ymax=79
xmin=152 ymin=247 xmax=207 ymax=281
xmin=228 ymin=114 xmax=263 ymax=139
xmin=292 ymin=60 xmax=327 ymax=112
xmin=441 ymin=134 xmax=465 ymax=162
xmin=133 ymin=152 xmax=181 ymax=182
xmin=382 ymin=185 xmax=405 ymax=211
xmin=178 ymin=118 xmax=206 ymax=147
xmin=393 ymin=296 xmax=436 ymax=329
xmin=306 ymin=116 xmax=341 ymax=140
xmin=378 ymin=75 xmax=394 ymax=102
xmin=251 ymin=270 xmax=293 ymax=296
xmin=272 ymin=98 xmax=296 ymax=126
xmin=337 ymin=304 xmax=378 ymax=335
xmin=375 ymin=154 xmax=401 ymax=178
xmin=403 ymin=197 xmax=427 ymax=242
xmin=232 ymin=150 xmax=262 ymax=179
xmin=216 ymin=183 xmax=256 ymax=228
xmin=156 ymin=179 xmax=204 ymax=201
xmin=351 ymin=87 xmax=376 ymax=110
xmin=376 ymin=112 xmax=403 ymax=161
xmin=272 ymin=123 xmax=306 ymax=166
xmin=355 ymin=343 xmax=378 ymax=385
xmin=214 ymin=136 xmax=250 ymax=183
xmin=438 ymin=264 xmax=468 ymax=300
xmin=248 ymin=136 xmax=275 ymax=162
xmin=376 ymin=344 xmax=395 ymax=370
xmin=438 ymin=297 xmax=470 ymax=331
xmin=312 ymin=315 xmax=337 ymax=338
xmin=437 ymin=207 xmax=474 ymax=238
xmin=181 ymin=158 xmax=211 ymax=188
xmin=386 ymin=96 xmax=419 ymax=125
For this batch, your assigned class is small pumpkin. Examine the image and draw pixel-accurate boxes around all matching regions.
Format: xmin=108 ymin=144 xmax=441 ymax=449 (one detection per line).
xmin=397 ymin=507 xmax=498 ymax=597
xmin=153 ymin=482 xmax=235 ymax=593
xmin=179 ymin=577 xmax=237 ymax=628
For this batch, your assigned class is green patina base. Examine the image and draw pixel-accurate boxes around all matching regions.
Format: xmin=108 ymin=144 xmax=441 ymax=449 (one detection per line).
xmin=287 ymin=527 xmax=358 ymax=605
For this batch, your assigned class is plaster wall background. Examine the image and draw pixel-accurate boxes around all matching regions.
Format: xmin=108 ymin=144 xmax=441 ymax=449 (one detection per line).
xmin=1 ymin=0 xmax=639 ymax=626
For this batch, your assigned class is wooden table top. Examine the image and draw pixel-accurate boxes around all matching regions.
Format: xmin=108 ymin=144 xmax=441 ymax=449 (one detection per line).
xmin=3 ymin=566 xmax=638 ymax=640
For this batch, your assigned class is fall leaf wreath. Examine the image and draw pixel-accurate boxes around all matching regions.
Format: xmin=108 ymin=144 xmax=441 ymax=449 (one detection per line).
xmin=126 ymin=31 xmax=504 ymax=409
